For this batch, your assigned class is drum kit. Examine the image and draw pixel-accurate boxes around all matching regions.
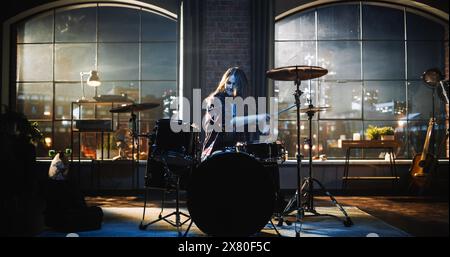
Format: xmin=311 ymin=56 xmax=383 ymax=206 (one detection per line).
xmin=110 ymin=65 xmax=352 ymax=237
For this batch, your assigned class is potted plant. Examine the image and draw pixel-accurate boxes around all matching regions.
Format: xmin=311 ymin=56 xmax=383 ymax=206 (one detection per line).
xmin=366 ymin=125 xmax=381 ymax=140
xmin=379 ymin=126 xmax=395 ymax=141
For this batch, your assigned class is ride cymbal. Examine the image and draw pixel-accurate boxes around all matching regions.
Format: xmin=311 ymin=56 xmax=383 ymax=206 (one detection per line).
xmin=267 ymin=66 xmax=328 ymax=81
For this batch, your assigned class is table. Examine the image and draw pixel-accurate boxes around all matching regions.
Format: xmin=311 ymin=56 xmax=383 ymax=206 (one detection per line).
xmin=70 ymin=100 xmax=139 ymax=189
xmin=341 ymin=140 xmax=400 ymax=190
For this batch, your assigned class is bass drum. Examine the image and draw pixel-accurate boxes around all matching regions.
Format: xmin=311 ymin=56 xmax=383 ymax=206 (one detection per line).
xmin=187 ymin=151 xmax=275 ymax=237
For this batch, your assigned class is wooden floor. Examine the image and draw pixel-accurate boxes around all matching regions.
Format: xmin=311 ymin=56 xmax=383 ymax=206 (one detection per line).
xmin=85 ymin=194 xmax=449 ymax=237
xmin=316 ymin=196 xmax=449 ymax=237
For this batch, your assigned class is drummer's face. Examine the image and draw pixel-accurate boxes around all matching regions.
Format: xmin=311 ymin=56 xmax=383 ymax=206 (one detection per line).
xmin=225 ymin=75 xmax=237 ymax=97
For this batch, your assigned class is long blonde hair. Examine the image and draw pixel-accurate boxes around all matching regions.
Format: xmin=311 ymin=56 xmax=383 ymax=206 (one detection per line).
xmin=208 ymin=67 xmax=248 ymax=99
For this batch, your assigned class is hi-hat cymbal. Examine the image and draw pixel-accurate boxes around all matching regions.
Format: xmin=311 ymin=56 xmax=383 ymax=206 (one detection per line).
xmin=299 ymin=106 xmax=330 ymax=113
xmin=279 ymin=104 xmax=330 ymax=114
xmin=267 ymin=66 xmax=328 ymax=81
xmin=110 ymin=103 xmax=160 ymax=113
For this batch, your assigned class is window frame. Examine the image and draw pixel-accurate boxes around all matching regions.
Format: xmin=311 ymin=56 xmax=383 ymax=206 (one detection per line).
xmin=8 ymin=2 xmax=179 ymax=159
xmin=274 ymin=1 xmax=449 ymax=160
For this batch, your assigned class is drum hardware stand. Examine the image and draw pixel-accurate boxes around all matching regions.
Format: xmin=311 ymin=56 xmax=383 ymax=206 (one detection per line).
xmin=264 ymin=216 xmax=283 ymax=237
xmin=281 ymin=69 xmax=305 ymax=238
xmin=270 ymin=69 xmax=305 ymax=237
xmin=265 ymin=66 xmax=352 ymax=236
xmin=295 ymin=73 xmax=304 ymax=237
xmin=129 ymin=111 xmax=139 ymax=189
xmin=279 ymin=103 xmax=353 ymax=228
xmin=139 ymin=152 xmax=191 ymax=236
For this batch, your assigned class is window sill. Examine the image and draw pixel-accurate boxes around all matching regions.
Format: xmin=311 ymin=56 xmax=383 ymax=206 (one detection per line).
xmin=281 ymin=159 xmax=450 ymax=166
xmin=36 ymin=158 xmax=450 ymax=166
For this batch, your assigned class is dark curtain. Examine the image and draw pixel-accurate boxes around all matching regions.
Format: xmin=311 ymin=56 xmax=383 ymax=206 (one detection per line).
xmin=251 ymin=0 xmax=275 ymax=99
xmin=180 ymin=0 xmax=205 ymax=123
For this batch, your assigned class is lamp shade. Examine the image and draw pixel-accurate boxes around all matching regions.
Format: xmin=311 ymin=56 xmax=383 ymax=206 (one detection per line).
xmin=87 ymin=70 xmax=101 ymax=87
xmin=421 ymin=68 xmax=443 ymax=88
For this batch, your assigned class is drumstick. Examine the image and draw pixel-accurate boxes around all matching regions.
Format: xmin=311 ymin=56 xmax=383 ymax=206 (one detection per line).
xmin=230 ymin=104 xmax=297 ymax=128
xmin=230 ymin=114 xmax=269 ymax=128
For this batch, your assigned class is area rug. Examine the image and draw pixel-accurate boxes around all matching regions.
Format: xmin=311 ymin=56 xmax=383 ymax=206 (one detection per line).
xmin=39 ymin=206 xmax=410 ymax=237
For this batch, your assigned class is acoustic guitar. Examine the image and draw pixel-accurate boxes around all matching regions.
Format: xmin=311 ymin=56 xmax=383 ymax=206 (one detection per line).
xmin=409 ymin=118 xmax=436 ymax=182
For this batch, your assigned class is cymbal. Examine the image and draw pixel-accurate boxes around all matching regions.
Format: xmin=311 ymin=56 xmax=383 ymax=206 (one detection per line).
xmin=299 ymin=106 xmax=330 ymax=113
xmin=267 ymin=66 xmax=328 ymax=81
xmin=110 ymin=103 xmax=160 ymax=113
xmin=279 ymin=104 xmax=330 ymax=114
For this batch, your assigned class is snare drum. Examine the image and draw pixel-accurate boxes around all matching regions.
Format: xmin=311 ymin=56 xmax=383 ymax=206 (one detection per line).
xmin=237 ymin=142 xmax=285 ymax=163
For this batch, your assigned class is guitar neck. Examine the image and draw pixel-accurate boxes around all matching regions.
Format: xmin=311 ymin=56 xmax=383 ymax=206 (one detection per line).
xmin=421 ymin=118 xmax=435 ymax=159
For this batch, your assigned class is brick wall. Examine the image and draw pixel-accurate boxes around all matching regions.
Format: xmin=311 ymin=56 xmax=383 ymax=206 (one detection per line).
xmin=202 ymin=0 xmax=252 ymax=98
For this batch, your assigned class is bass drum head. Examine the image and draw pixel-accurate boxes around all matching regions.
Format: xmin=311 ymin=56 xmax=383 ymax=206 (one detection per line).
xmin=187 ymin=152 xmax=275 ymax=237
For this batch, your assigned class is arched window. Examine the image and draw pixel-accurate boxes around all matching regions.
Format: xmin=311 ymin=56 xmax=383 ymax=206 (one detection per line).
xmin=14 ymin=3 xmax=178 ymax=158
xmin=274 ymin=2 xmax=448 ymax=159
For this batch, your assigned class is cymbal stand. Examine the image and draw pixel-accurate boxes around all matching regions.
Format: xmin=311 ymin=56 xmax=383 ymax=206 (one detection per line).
xmin=280 ymin=103 xmax=353 ymax=227
xmin=278 ymin=67 xmax=305 ymax=238
xmin=300 ymin=103 xmax=353 ymax=226
xmin=267 ymin=68 xmax=304 ymax=236
xmin=139 ymin=150 xmax=191 ymax=236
